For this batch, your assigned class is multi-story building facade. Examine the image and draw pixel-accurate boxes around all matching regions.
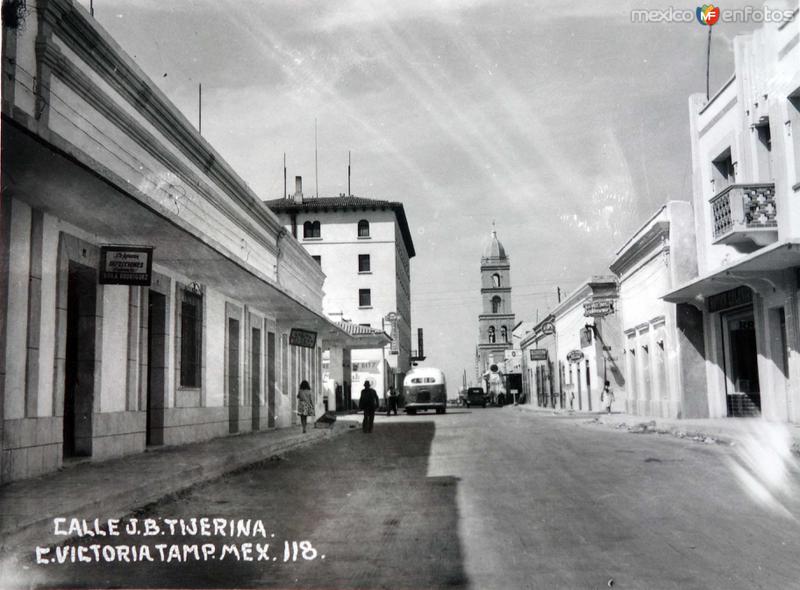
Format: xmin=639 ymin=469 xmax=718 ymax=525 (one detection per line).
xmin=665 ymin=13 xmax=800 ymax=422
xmin=476 ymin=230 xmax=515 ymax=378
xmin=0 ymin=0 xmax=371 ymax=483
xmin=264 ymin=184 xmax=415 ymax=403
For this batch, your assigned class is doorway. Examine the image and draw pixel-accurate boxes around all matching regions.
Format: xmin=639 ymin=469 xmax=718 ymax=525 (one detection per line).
xmin=251 ymin=327 xmax=261 ymax=431
xmin=722 ymin=307 xmax=761 ymax=416
xmin=267 ymin=331 xmax=276 ymax=428
xmin=228 ymin=318 xmax=240 ymax=433
xmin=63 ymin=262 xmax=96 ymax=458
xmin=146 ymin=291 xmax=167 ymax=445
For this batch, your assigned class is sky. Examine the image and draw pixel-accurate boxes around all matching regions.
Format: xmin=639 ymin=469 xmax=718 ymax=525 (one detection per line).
xmin=83 ymin=0 xmax=785 ymax=387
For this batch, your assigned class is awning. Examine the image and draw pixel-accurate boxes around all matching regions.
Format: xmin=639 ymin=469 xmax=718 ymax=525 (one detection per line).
xmin=663 ymin=240 xmax=800 ymax=304
xmin=4 ymin=121 xmax=372 ymax=351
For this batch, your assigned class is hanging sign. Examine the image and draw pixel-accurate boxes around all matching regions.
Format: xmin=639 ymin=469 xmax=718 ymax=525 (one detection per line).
xmin=583 ymin=299 xmax=615 ymax=317
xmin=566 ymin=349 xmax=584 ymax=363
xmin=289 ymin=328 xmax=317 ymax=348
xmin=529 ymin=349 xmax=548 ymax=361
xmin=99 ymin=245 xmax=153 ymax=286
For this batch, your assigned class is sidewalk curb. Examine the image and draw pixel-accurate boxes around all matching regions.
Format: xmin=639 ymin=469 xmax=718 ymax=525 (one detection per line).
xmin=508 ymin=404 xmax=800 ymax=455
xmin=0 ymin=424 xmax=349 ymax=556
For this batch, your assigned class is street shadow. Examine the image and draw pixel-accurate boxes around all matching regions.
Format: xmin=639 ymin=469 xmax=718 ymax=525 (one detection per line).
xmin=28 ymin=422 xmax=467 ymax=589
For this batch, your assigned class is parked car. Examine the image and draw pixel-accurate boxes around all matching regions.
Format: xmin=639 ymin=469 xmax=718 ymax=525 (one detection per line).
xmin=465 ymin=387 xmax=489 ymax=408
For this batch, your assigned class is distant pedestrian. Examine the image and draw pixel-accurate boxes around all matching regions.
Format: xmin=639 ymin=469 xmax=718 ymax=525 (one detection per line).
xmin=359 ymin=380 xmax=380 ymax=433
xmin=297 ymin=380 xmax=315 ymax=433
xmin=569 ymin=390 xmax=575 ymax=411
xmin=386 ymin=386 xmax=399 ymax=416
xmin=601 ymin=380 xmax=615 ymax=414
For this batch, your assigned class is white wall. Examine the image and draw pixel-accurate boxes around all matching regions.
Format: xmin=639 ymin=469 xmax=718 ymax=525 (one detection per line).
xmin=100 ymin=286 xmax=129 ymax=413
xmin=5 ymin=199 xmax=31 ymax=420
xmin=204 ymin=288 xmax=226 ymax=408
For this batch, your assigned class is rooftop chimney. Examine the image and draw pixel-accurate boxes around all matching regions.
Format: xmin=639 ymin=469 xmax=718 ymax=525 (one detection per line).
xmin=293 ymin=176 xmax=303 ymax=204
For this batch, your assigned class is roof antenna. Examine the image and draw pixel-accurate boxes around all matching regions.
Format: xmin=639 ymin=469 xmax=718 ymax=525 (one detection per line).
xmin=198 ymin=83 xmax=202 ymax=135
xmin=314 ymin=118 xmax=319 ymax=198
xmin=283 ymin=153 xmax=287 ymax=199
xmin=348 ymin=150 xmax=351 ymax=196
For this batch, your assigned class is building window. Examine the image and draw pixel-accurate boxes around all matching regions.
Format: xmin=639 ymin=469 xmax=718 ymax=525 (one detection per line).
xmin=492 ymin=273 xmax=501 ymax=287
xmin=180 ymin=290 xmax=202 ymax=387
xmin=358 ymin=219 xmax=370 ymax=238
xmin=359 ymin=288 xmax=371 ymax=307
xmin=755 ymin=120 xmax=773 ymax=181
xmin=359 ymin=323 xmax=371 ymax=328
xmin=358 ymin=254 xmax=371 ymax=273
xmin=712 ymin=149 xmax=735 ymax=191
xmin=311 ymin=255 xmax=321 ymax=265
xmin=491 ymin=296 xmax=502 ymax=313
xmin=488 ymin=326 xmax=496 ymax=343
xmin=501 ymin=326 xmax=508 ymax=342
xmin=303 ymin=220 xmax=321 ymax=238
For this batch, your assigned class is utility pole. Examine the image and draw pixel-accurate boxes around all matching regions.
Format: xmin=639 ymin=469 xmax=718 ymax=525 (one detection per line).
xmin=347 ymin=151 xmax=351 ymax=196
xmin=706 ymin=26 xmax=712 ymax=100
xmin=283 ymin=153 xmax=287 ymax=199
xmin=557 ymin=286 xmax=562 ymax=303
xmin=314 ymin=118 xmax=319 ymax=198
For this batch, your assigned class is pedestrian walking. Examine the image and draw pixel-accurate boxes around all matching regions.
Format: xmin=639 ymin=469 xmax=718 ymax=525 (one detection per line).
xmin=297 ymin=380 xmax=315 ymax=433
xmin=359 ymin=380 xmax=379 ymax=433
xmin=601 ymin=380 xmax=615 ymax=414
xmin=386 ymin=385 xmax=399 ymax=416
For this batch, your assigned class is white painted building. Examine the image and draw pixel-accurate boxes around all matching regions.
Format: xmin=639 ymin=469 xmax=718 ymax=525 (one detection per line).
xmin=549 ymin=277 xmax=623 ymax=413
xmin=1 ymin=0 xmax=370 ymax=483
xmin=264 ymin=185 xmax=415 ymax=405
xmin=665 ymin=12 xmax=800 ymax=422
xmin=610 ymin=201 xmax=707 ymax=418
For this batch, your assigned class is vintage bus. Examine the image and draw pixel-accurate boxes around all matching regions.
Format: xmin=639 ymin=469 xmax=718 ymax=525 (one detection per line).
xmin=403 ymin=367 xmax=447 ymax=414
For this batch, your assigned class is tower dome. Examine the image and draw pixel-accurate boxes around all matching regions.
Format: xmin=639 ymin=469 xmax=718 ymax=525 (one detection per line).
xmin=482 ymin=230 xmax=507 ymax=260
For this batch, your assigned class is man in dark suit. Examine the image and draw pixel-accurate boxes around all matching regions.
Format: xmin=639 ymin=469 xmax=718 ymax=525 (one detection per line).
xmin=359 ymin=380 xmax=380 ymax=433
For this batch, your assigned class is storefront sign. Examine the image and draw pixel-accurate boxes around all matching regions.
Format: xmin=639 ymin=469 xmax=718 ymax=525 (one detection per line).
xmin=529 ymin=349 xmax=548 ymax=361
xmin=99 ymin=246 xmax=153 ymax=286
xmin=707 ymin=286 xmax=753 ymax=313
xmin=583 ymin=299 xmax=614 ymax=317
xmin=540 ymin=321 xmax=555 ymax=335
xmin=289 ymin=328 xmax=317 ymax=348
xmin=566 ymin=349 xmax=584 ymax=363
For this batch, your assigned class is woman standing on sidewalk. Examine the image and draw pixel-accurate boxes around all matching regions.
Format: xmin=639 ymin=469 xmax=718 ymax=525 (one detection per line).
xmin=601 ymin=380 xmax=615 ymax=414
xmin=297 ymin=380 xmax=315 ymax=433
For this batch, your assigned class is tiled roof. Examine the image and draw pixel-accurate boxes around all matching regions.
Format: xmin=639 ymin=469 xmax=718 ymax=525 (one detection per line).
xmin=335 ymin=321 xmax=389 ymax=338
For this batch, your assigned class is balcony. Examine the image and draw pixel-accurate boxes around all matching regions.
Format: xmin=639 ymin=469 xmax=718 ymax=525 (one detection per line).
xmin=710 ymin=183 xmax=778 ymax=247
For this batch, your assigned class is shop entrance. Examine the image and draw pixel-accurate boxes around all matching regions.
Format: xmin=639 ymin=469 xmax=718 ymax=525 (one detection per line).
xmin=63 ymin=262 xmax=96 ymax=458
xmin=723 ymin=307 xmax=761 ymax=416
xmin=146 ymin=291 xmax=167 ymax=445
xmin=267 ymin=331 xmax=276 ymax=427
xmin=251 ymin=327 xmax=261 ymax=431
xmin=228 ymin=318 xmax=240 ymax=433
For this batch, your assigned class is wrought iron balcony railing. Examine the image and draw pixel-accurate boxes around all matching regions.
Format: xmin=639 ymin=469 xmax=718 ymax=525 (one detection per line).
xmin=710 ymin=183 xmax=777 ymax=246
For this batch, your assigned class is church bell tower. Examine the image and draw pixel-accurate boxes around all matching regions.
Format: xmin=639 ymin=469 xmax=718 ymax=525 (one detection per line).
xmin=477 ymin=227 xmax=515 ymax=377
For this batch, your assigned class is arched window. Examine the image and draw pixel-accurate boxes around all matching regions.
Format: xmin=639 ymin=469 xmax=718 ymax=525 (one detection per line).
xmin=501 ymin=326 xmax=508 ymax=342
xmin=357 ymin=219 xmax=370 ymax=238
xmin=488 ymin=326 xmax=496 ymax=344
xmin=491 ymin=296 xmax=502 ymax=313
xmin=303 ymin=220 xmax=321 ymax=238
xmin=492 ymin=273 xmax=501 ymax=287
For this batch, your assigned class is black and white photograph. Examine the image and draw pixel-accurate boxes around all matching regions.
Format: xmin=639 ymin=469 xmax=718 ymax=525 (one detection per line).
xmin=1 ymin=0 xmax=800 ymax=588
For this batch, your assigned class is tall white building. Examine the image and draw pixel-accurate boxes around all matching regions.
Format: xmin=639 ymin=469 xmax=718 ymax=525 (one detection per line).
xmin=665 ymin=12 xmax=800 ymax=422
xmin=265 ymin=180 xmax=415 ymax=404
